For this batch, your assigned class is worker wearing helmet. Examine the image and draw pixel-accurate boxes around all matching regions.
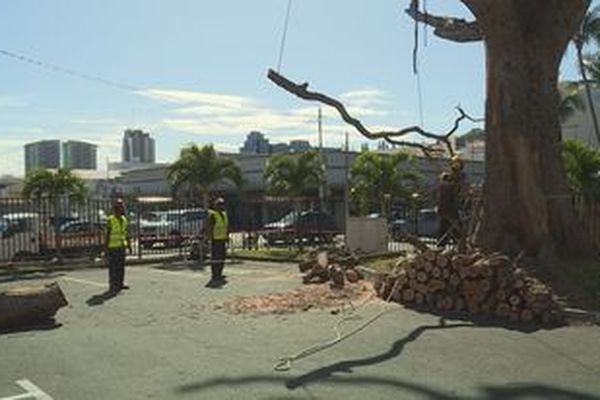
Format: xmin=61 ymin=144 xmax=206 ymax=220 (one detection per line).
xmin=105 ymin=199 xmax=131 ymax=293
xmin=205 ymin=197 xmax=229 ymax=287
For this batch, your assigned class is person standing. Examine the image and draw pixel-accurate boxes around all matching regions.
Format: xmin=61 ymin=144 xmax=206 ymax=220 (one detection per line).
xmin=105 ymin=199 xmax=131 ymax=293
xmin=206 ymin=197 xmax=229 ymax=287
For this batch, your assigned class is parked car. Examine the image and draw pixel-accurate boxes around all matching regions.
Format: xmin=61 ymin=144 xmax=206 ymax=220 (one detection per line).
xmin=157 ymin=208 xmax=208 ymax=239
xmin=390 ymin=208 xmax=439 ymax=239
xmin=0 ymin=213 xmax=42 ymax=261
xmin=263 ymin=210 xmax=339 ymax=245
xmin=0 ymin=214 xmax=106 ymax=261
xmin=56 ymin=220 xmax=106 ymax=258
xmin=137 ymin=208 xmax=207 ymax=249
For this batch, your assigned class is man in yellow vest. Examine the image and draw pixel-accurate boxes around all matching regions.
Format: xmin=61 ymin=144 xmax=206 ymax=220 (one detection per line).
xmin=105 ymin=199 xmax=131 ymax=293
xmin=205 ymin=197 xmax=229 ymax=287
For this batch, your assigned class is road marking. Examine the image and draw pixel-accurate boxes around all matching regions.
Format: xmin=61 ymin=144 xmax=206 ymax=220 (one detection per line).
xmin=135 ymin=268 xmax=203 ymax=278
xmin=62 ymin=276 xmax=106 ymax=288
xmin=0 ymin=379 xmax=53 ymax=400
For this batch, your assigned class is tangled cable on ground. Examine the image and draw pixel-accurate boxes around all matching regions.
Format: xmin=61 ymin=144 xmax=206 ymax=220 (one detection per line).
xmin=273 ymin=285 xmax=400 ymax=372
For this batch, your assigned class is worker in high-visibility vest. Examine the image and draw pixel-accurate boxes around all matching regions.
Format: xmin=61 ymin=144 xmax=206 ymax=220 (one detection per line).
xmin=105 ymin=199 xmax=131 ymax=293
xmin=205 ymin=197 xmax=229 ymax=287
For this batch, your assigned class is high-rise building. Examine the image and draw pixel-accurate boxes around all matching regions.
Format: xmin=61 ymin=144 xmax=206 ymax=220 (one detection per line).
xmin=24 ymin=140 xmax=61 ymax=173
xmin=240 ymin=131 xmax=270 ymax=154
xmin=122 ymin=129 xmax=155 ymax=163
xmin=62 ymin=140 xmax=97 ymax=170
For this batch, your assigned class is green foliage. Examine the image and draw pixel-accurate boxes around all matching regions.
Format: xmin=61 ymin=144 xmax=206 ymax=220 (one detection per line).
xmin=264 ymin=151 xmax=323 ymax=199
xmin=562 ymin=139 xmax=600 ymax=201
xmin=576 ymin=5 xmax=600 ymax=49
xmin=350 ymin=151 xmax=422 ymax=216
xmin=167 ymin=144 xmax=243 ymax=207
xmin=22 ymin=168 xmax=87 ymax=200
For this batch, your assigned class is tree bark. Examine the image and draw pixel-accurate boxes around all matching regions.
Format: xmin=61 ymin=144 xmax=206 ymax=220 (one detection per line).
xmin=474 ymin=1 xmax=595 ymax=260
xmin=0 ymin=282 xmax=68 ymax=329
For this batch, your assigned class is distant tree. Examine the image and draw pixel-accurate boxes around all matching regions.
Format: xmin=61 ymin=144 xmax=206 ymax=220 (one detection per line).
xmin=22 ymin=168 xmax=87 ymax=263
xmin=350 ymin=151 xmax=421 ymax=217
xmin=562 ymin=139 xmax=600 ymax=201
xmin=573 ymin=5 xmax=600 ymax=144
xmin=559 ymin=82 xmax=585 ymax=124
xmin=167 ymin=144 xmax=243 ymax=208
xmin=265 ymin=151 xmax=324 ymax=246
xmin=22 ymin=168 xmax=87 ymax=201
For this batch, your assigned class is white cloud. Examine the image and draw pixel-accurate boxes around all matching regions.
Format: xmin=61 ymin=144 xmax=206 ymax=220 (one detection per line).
xmin=138 ymin=89 xmax=259 ymax=110
xmin=139 ymin=86 xmax=400 ymax=139
xmin=69 ymin=118 xmax=118 ymax=125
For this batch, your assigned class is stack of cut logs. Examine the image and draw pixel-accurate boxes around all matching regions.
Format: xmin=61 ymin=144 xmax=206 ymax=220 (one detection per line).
xmin=375 ymin=249 xmax=563 ymax=325
xmin=299 ymin=248 xmax=364 ymax=289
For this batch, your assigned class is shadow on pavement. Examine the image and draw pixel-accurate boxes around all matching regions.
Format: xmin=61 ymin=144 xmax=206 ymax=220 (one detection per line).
xmin=86 ymin=290 xmax=119 ymax=306
xmin=0 ymin=318 xmax=62 ymax=335
xmin=175 ymin=375 xmax=600 ymax=399
xmin=285 ymin=318 xmax=472 ymax=390
xmin=175 ymin=318 xmax=600 ymax=399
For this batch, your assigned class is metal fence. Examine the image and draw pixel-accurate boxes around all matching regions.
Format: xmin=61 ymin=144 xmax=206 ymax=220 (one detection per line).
xmin=0 ymin=195 xmax=445 ymax=265
xmin=10 ymin=193 xmax=596 ymax=265
xmin=0 ymin=196 xmax=212 ymax=264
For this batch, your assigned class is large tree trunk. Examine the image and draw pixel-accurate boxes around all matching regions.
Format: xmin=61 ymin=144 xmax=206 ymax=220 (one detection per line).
xmin=0 ymin=282 xmax=68 ymax=329
xmin=473 ymin=1 xmax=595 ymax=261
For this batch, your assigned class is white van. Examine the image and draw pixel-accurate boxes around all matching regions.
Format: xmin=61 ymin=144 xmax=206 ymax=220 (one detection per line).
xmin=0 ymin=213 xmax=43 ymax=262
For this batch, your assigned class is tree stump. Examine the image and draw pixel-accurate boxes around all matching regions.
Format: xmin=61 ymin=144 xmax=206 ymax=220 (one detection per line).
xmin=0 ymin=282 xmax=68 ymax=329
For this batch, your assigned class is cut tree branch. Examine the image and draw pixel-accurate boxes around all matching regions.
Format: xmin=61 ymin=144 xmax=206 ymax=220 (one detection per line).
xmin=405 ymin=0 xmax=483 ymax=43
xmin=267 ymin=69 xmax=483 ymax=158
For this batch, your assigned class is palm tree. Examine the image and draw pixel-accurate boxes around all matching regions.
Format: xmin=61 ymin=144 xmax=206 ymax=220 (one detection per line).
xmin=562 ymin=139 xmax=600 ymax=201
xmin=22 ymin=168 xmax=87 ymax=262
xmin=167 ymin=144 xmax=243 ymax=209
xmin=573 ymin=4 xmax=600 ymax=144
xmin=265 ymin=151 xmax=324 ymax=246
xmin=22 ymin=168 xmax=87 ymax=200
xmin=350 ymin=151 xmax=421 ymax=217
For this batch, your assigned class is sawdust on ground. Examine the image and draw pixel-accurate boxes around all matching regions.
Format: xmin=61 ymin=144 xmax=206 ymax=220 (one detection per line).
xmin=217 ymin=281 xmax=377 ymax=315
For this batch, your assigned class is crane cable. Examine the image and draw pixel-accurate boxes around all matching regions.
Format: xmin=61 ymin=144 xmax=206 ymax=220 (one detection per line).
xmin=276 ymin=0 xmax=294 ymax=73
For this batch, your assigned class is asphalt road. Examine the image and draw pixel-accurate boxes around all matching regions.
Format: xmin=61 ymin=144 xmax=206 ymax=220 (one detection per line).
xmin=1 ymin=261 xmax=600 ymax=400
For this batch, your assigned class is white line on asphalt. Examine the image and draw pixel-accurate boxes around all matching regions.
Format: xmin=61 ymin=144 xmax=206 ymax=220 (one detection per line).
xmin=62 ymin=276 xmax=106 ymax=288
xmin=0 ymin=379 xmax=54 ymax=400
xmin=134 ymin=268 xmax=203 ymax=278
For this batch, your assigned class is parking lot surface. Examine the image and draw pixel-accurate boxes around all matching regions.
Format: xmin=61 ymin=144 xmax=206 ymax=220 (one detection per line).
xmin=1 ymin=261 xmax=600 ymax=400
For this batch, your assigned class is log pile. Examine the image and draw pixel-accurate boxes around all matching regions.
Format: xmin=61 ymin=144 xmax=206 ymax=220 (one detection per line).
xmin=0 ymin=282 xmax=68 ymax=329
xmin=375 ymin=249 xmax=564 ymax=325
xmin=299 ymin=248 xmax=364 ymax=289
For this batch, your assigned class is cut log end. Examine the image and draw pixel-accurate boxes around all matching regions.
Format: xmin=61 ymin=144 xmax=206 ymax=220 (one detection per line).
xmin=0 ymin=282 xmax=68 ymax=329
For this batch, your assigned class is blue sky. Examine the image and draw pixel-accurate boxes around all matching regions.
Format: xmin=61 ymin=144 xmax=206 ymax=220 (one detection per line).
xmin=0 ymin=0 xmax=588 ymax=176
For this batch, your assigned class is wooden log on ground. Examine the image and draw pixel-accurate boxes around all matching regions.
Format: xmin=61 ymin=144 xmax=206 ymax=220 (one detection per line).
xmin=437 ymin=253 xmax=449 ymax=269
xmin=0 ymin=282 xmax=68 ymax=329
xmin=423 ymin=249 xmax=437 ymax=263
xmin=415 ymin=292 xmax=425 ymax=305
xmin=442 ymin=268 xmax=451 ymax=280
xmin=416 ymin=271 xmax=429 ymax=283
xmin=402 ymin=289 xmax=415 ymax=303
xmin=520 ymin=309 xmax=533 ymax=322
xmin=345 ymin=269 xmax=360 ymax=283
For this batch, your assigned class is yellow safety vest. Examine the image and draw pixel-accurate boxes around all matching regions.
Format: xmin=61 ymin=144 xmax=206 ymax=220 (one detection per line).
xmin=108 ymin=215 xmax=128 ymax=249
xmin=210 ymin=210 xmax=228 ymax=240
